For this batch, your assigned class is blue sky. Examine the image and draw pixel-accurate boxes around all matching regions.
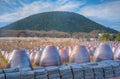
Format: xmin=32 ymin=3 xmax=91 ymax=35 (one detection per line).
xmin=0 ymin=0 xmax=120 ymax=31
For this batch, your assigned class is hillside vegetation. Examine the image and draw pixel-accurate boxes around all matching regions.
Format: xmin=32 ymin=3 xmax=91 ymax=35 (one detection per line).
xmin=1 ymin=11 xmax=117 ymax=33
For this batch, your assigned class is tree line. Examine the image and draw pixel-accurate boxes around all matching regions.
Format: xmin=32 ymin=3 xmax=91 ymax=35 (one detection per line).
xmin=99 ymin=32 xmax=120 ymax=41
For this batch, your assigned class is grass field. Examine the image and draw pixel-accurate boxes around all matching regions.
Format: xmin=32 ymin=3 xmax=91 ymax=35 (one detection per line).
xmin=0 ymin=37 xmax=78 ymax=51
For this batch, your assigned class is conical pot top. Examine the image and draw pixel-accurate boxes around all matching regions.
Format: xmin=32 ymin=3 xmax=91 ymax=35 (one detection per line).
xmin=69 ymin=45 xmax=90 ymax=64
xmin=94 ymin=43 xmax=114 ymax=62
xmin=114 ymin=46 xmax=120 ymax=60
xmin=7 ymin=48 xmax=32 ymax=68
xmin=40 ymin=45 xmax=62 ymax=67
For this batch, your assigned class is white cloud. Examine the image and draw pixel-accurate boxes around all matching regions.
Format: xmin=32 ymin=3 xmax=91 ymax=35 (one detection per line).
xmin=54 ymin=1 xmax=83 ymax=11
xmin=78 ymin=0 xmax=120 ymax=31
xmin=0 ymin=0 xmax=85 ymax=22
xmin=57 ymin=0 xmax=69 ymax=5
xmin=79 ymin=1 xmax=120 ymax=21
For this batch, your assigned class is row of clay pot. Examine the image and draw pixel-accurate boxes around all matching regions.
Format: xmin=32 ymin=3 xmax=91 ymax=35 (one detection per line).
xmin=0 ymin=42 xmax=120 ymax=68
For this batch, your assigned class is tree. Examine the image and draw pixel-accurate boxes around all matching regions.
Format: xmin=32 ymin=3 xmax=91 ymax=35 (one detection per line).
xmin=99 ymin=33 xmax=111 ymax=41
xmin=116 ymin=32 xmax=120 ymax=41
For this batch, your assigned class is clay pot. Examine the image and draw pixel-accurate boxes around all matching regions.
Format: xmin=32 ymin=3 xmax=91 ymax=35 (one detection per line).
xmin=69 ymin=45 xmax=90 ymax=64
xmin=114 ymin=46 xmax=120 ymax=60
xmin=94 ymin=43 xmax=114 ymax=62
xmin=40 ymin=45 xmax=62 ymax=67
xmin=7 ymin=48 xmax=32 ymax=68
xmin=59 ymin=48 xmax=69 ymax=64
xmin=34 ymin=50 xmax=43 ymax=65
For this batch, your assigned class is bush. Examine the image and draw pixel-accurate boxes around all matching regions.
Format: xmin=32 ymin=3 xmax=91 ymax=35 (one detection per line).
xmin=99 ymin=33 xmax=111 ymax=41
xmin=116 ymin=33 xmax=120 ymax=41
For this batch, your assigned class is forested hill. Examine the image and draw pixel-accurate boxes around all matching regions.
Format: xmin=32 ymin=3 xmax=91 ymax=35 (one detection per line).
xmin=1 ymin=11 xmax=117 ymax=33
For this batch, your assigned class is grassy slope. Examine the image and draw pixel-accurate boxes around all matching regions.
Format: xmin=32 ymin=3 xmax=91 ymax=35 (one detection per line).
xmin=1 ymin=11 xmax=117 ymax=33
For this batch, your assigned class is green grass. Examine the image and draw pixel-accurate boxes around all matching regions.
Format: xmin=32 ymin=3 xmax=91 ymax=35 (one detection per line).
xmin=0 ymin=52 xmax=8 ymax=68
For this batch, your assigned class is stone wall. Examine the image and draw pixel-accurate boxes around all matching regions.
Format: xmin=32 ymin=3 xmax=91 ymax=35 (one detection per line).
xmin=0 ymin=60 xmax=120 ymax=79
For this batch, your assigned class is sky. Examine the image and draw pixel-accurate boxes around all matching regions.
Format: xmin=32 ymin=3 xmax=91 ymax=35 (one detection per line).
xmin=0 ymin=0 xmax=120 ymax=31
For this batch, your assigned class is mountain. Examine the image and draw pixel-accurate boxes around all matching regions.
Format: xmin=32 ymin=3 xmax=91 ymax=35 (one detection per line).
xmin=1 ymin=11 xmax=118 ymax=33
